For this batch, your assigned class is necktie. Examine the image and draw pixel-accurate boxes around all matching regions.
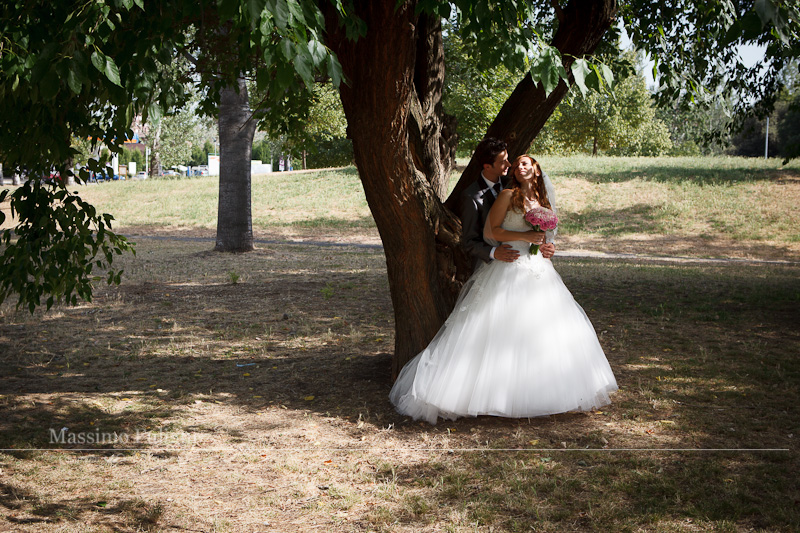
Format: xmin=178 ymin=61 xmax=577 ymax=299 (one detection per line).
xmin=491 ymin=182 xmax=501 ymax=196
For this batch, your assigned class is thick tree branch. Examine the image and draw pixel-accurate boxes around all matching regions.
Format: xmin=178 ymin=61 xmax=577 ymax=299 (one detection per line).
xmin=446 ymin=0 xmax=617 ymax=213
xmin=551 ymin=0 xmax=566 ymax=23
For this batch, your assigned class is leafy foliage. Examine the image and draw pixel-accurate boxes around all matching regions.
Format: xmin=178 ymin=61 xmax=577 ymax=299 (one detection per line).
xmin=444 ymin=2 xmax=617 ymax=99
xmin=0 ymin=0 xmax=175 ymax=311
xmin=621 ymin=0 xmax=800 ymax=143
xmin=157 ymin=106 xmax=208 ymax=170
xmin=0 ymin=183 xmax=132 ymax=311
xmin=0 ymin=0 xmax=345 ymax=312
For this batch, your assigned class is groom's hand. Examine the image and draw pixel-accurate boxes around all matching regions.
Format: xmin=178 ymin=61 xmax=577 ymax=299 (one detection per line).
xmin=494 ymin=244 xmax=520 ymax=263
xmin=540 ymin=243 xmax=555 ymax=259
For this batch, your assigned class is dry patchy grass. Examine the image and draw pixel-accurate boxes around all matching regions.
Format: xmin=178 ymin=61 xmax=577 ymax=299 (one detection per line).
xmin=1 ymin=237 xmax=798 ymax=532
xmin=3 ymin=156 xmax=798 ymax=261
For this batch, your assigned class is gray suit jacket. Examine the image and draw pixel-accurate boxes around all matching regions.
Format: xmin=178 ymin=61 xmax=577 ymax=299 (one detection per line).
xmin=461 ymin=175 xmax=510 ymax=268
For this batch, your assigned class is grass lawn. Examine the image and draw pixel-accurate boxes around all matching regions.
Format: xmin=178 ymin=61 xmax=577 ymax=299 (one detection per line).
xmin=4 ymin=154 xmax=794 ymax=261
xmin=0 ymin=156 xmax=798 ymax=531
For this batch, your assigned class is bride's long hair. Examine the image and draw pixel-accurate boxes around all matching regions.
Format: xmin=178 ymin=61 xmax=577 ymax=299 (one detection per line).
xmin=509 ymin=155 xmax=551 ymax=212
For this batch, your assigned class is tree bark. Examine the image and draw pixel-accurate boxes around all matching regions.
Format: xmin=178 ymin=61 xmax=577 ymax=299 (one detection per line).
xmin=325 ymin=1 xmax=465 ymax=377
xmin=215 ymin=76 xmax=257 ymax=252
xmin=325 ymin=0 xmax=616 ymax=376
xmin=148 ymin=121 xmax=162 ymax=179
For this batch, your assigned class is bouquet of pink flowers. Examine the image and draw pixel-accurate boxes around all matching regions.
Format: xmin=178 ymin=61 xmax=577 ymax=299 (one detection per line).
xmin=523 ymin=206 xmax=558 ymax=255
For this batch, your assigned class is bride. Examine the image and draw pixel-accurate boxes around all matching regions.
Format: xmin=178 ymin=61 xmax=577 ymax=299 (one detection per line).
xmin=389 ymin=154 xmax=618 ymax=424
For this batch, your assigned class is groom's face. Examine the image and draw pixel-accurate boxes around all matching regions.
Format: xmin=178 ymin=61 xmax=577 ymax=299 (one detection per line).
xmin=483 ymin=150 xmax=510 ymax=182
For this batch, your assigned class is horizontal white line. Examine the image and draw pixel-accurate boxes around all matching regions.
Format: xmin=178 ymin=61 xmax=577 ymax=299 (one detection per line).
xmin=0 ymin=448 xmax=790 ymax=452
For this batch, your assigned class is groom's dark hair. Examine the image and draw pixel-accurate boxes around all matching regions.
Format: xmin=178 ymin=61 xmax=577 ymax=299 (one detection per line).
xmin=474 ymin=137 xmax=508 ymax=168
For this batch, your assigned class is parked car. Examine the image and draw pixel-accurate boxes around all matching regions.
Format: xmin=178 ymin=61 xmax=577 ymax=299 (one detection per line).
xmin=134 ymin=171 xmax=148 ymax=180
xmin=162 ymin=170 xmax=178 ymax=176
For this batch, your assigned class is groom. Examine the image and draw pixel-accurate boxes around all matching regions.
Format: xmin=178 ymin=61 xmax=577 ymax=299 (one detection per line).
xmin=461 ymin=137 xmax=555 ymax=268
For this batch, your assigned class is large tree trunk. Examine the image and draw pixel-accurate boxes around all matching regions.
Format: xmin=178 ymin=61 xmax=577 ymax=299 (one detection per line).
xmin=325 ymin=0 xmax=616 ymax=376
xmin=325 ymin=2 xmax=464 ymax=377
xmin=215 ymin=77 xmax=257 ymax=252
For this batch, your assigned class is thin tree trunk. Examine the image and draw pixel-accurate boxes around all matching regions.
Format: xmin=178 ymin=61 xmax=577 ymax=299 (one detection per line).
xmin=149 ymin=121 xmax=162 ymax=179
xmin=215 ymin=76 xmax=257 ymax=252
xmin=593 ymin=117 xmax=599 ymax=155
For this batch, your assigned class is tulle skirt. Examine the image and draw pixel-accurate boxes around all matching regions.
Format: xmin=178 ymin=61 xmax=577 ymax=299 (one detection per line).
xmin=389 ymin=245 xmax=618 ymax=424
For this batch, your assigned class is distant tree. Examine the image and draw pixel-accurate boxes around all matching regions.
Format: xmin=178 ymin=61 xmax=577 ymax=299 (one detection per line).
xmin=158 ymin=106 xmax=205 ymax=170
xmin=548 ymin=67 xmax=671 ymax=155
xmin=252 ymin=133 xmax=283 ymax=167
xmin=728 ymin=114 xmax=780 ymax=157
xmin=121 ymin=147 xmax=145 ymax=169
xmin=656 ymin=100 xmax=732 ymax=156
xmin=274 ymin=83 xmax=351 ymax=169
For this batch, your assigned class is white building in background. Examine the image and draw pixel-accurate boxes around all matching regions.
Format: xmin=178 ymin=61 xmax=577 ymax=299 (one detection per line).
xmin=207 ymin=154 xmax=273 ymax=176
xmin=251 ymin=160 xmax=273 ymax=174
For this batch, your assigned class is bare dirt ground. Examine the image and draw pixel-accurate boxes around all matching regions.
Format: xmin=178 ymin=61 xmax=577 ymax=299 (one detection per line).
xmin=1 ymin=232 xmax=798 ymax=532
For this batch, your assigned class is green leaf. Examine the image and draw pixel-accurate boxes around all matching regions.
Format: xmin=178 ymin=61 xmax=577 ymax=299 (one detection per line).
xmin=66 ymin=69 xmax=82 ymax=95
xmin=530 ymin=48 xmax=562 ymax=97
xmin=267 ymin=0 xmax=290 ymax=30
xmin=308 ymin=39 xmax=326 ymax=66
xmin=570 ymin=58 xmax=590 ymax=96
xmin=146 ymin=102 xmax=162 ymax=123
xmin=104 ymin=57 xmax=122 ymax=86
xmin=90 ymin=50 xmax=106 ymax=73
xmin=134 ymin=0 xmax=144 ymax=9
xmin=600 ymin=63 xmax=614 ymax=88
xmin=280 ymin=38 xmax=294 ymax=60
xmin=754 ymin=0 xmax=777 ymax=27
xmin=40 ymin=69 xmax=59 ymax=100
xmin=584 ymin=68 xmax=601 ymax=92
xmin=248 ymin=0 xmax=267 ymax=24
xmin=276 ymin=61 xmax=294 ymax=89
xmin=287 ymin=0 xmax=306 ymax=26
xmin=327 ymin=54 xmax=342 ymax=87
xmin=256 ymin=66 xmax=270 ymax=91
xmin=294 ymin=52 xmax=313 ymax=89
xmin=260 ymin=13 xmax=274 ymax=36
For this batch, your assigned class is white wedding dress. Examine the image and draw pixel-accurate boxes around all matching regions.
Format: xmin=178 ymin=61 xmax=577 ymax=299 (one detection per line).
xmin=389 ymin=207 xmax=618 ymax=424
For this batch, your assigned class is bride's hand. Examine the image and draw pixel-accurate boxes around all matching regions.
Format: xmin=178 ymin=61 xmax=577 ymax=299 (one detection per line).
xmin=523 ymin=231 xmax=545 ymax=244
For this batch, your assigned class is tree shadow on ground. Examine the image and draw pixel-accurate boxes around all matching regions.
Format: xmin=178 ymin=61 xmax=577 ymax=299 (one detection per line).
xmin=1 ymin=482 xmax=164 ymax=532
xmin=0 ymin=249 xmax=798 ymax=530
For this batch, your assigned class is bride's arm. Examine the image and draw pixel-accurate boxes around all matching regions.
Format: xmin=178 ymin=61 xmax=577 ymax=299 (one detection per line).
xmin=485 ymin=190 xmax=544 ymax=244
